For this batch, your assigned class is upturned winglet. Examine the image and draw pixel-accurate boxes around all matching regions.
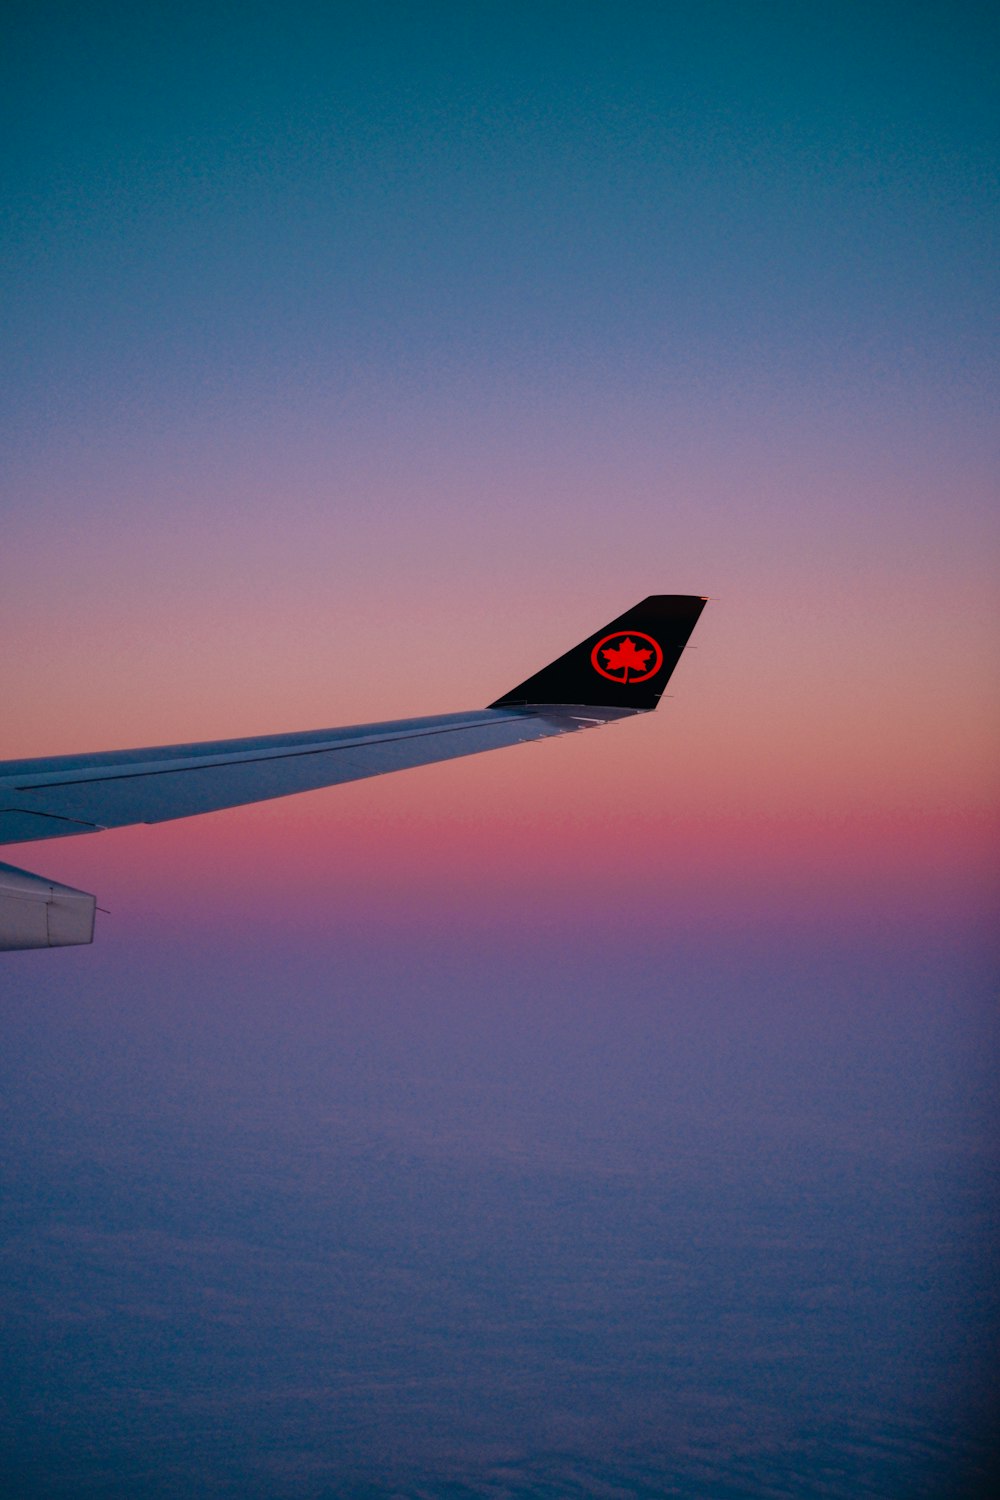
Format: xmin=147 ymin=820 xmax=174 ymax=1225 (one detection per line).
xmin=489 ymin=595 xmax=707 ymax=712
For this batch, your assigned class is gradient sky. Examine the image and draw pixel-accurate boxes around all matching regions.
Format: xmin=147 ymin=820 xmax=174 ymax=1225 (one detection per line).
xmin=2 ymin=0 xmax=996 ymax=938
xmin=1 ymin=3 xmax=998 ymax=1496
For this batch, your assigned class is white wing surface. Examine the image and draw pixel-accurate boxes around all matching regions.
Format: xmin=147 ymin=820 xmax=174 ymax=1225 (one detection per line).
xmin=0 ymin=595 xmax=706 ymax=947
xmin=0 ymin=707 xmax=619 ymax=845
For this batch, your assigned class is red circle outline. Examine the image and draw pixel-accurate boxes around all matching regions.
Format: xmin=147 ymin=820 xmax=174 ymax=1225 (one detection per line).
xmin=590 ymin=631 xmax=664 ymax=684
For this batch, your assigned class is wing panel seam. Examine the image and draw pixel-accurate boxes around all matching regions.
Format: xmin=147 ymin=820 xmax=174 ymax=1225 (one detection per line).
xmin=10 ymin=713 xmax=543 ymax=792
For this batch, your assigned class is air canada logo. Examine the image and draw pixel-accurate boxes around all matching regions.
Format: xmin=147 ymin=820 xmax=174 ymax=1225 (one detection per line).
xmin=591 ymin=631 xmax=664 ymax=684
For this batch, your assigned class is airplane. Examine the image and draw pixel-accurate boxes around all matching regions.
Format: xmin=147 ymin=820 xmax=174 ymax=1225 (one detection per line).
xmin=0 ymin=594 xmax=706 ymax=951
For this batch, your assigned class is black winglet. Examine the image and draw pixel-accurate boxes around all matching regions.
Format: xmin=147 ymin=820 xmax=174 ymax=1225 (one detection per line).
xmin=489 ymin=595 xmax=707 ymax=712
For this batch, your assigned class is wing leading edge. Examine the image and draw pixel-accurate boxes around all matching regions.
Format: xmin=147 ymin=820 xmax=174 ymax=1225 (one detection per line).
xmin=0 ymin=594 xmax=706 ymax=948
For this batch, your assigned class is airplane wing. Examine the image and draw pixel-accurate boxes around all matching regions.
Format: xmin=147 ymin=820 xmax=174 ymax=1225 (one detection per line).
xmin=0 ymin=594 xmax=706 ymax=949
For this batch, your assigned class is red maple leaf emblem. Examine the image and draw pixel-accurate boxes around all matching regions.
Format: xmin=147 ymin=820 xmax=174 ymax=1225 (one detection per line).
xmin=601 ymin=637 xmax=652 ymax=681
xmin=590 ymin=630 xmax=663 ymax=684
